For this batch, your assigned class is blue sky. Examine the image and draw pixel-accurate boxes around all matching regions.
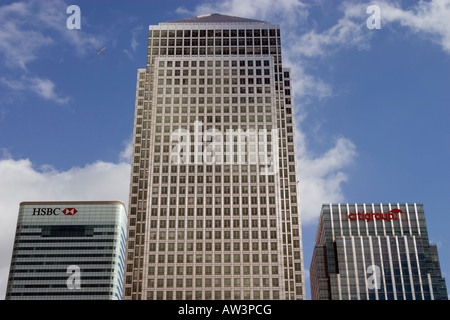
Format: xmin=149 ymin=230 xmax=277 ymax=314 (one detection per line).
xmin=0 ymin=0 xmax=449 ymax=299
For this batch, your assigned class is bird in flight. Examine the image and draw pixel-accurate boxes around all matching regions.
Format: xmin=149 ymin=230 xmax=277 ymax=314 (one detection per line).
xmin=96 ymin=47 xmax=106 ymax=55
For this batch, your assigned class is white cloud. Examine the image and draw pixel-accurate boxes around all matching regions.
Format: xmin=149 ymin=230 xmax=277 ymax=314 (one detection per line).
xmin=0 ymin=0 xmax=103 ymax=70
xmin=0 ymin=0 xmax=106 ymax=109
xmin=314 ymin=0 xmax=450 ymax=56
xmin=123 ymin=25 xmax=144 ymax=60
xmin=23 ymin=0 xmax=102 ymax=54
xmin=282 ymin=58 xmax=333 ymax=106
xmin=378 ymin=0 xmax=450 ymax=54
xmin=28 ymin=77 xmax=69 ymax=104
xmin=123 ymin=49 xmax=134 ymax=60
xmin=282 ymin=0 xmax=450 ymax=103
xmin=289 ymin=13 xmax=370 ymax=58
xmin=0 ymin=150 xmax=131 ymax=299
xmin=0 ymin=76 xmax=69 ymax=105
xmin=277 ymin=3 xmax=372 ymax=111
xmin=119 ymin=139 xmax=133 ymax=163
xmin=295 ymin=125 xmax=356 ymax=224
xmin=0 ymin=11 xmax=53 ymax=70
xmin=178 ymin=0 xmax=309 ymax=26
xmin=131 ymin=29 xmax=141 ymax=52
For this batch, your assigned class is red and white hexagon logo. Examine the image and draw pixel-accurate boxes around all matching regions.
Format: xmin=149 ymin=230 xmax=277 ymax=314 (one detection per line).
xmin=63 ymin=208 xmax=78 ymax=216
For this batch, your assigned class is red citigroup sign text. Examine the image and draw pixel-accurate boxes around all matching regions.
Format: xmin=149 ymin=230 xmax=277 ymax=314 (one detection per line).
xmin=349 ymin=209 xmax=403 ymax=222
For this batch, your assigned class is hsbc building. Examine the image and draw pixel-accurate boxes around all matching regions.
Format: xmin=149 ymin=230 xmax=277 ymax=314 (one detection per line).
xmin=5 ymin=201 xmax=127 ymax=300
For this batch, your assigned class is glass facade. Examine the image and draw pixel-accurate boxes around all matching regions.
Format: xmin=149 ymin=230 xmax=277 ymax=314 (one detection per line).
xmin=125 ymin=14 xmax=304 ymax=300
xmin=310 ymin=203 xmax=448 ymax=300
xmin=6 ymin=201 xmax=127 ymax=300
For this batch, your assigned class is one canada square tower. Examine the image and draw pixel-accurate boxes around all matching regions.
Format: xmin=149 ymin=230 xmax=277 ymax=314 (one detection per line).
xmin=124 ymin=13 xmax=304 ymax=300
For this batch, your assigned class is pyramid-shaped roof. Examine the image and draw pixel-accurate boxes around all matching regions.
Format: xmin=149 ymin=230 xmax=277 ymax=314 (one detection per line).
xmin=162 ymin=13 xmax=269 ymax=25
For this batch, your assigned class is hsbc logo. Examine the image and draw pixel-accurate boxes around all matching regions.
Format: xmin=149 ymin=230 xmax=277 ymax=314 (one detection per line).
xmin=32 ymin=207 xmax=78 ymax=216
xmin=63 ymin=208 xmax=78 ymax=215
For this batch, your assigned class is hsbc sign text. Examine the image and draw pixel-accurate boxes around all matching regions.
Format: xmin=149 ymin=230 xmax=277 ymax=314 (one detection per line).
xmin=32 ymin=208 xmax=78 ymax=216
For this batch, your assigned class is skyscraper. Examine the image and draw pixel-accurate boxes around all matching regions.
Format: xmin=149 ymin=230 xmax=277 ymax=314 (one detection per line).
xmin=6 ymin=201 xmax=127 ymax=300
xmin=124 ymin=13 xmax=304 ymax=300
xmin=310 ymin=203 xmax=447 ymax=300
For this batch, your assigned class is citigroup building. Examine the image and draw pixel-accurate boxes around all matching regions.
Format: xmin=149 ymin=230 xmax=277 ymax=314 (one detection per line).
xmin=310 ymin=203 xmax=447 ymax=300
xmin=6 ymin=201 xmax=127 ymax=300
